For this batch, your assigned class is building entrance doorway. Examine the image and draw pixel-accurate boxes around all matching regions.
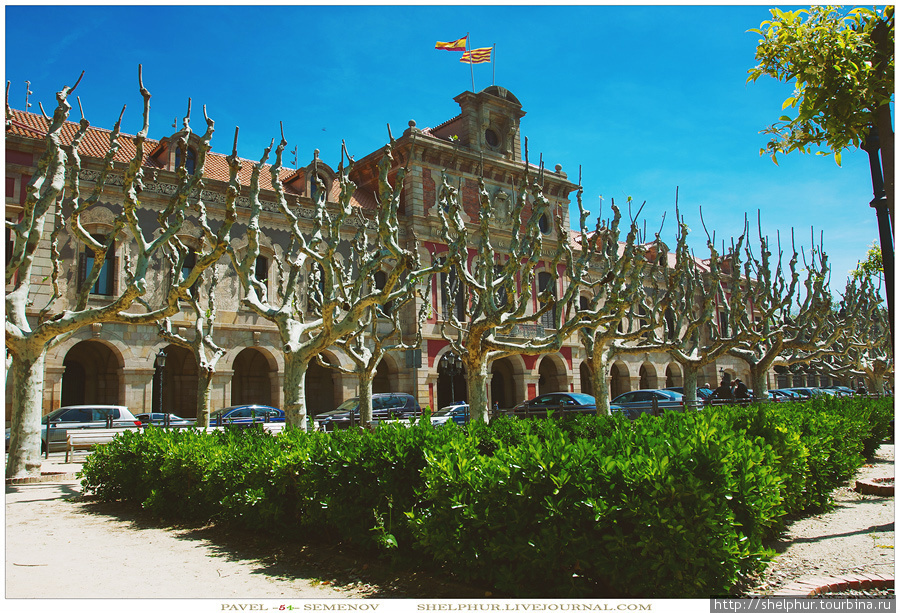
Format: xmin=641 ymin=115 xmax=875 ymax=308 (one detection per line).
xmin=61 ymin=340 xmax=120 ymax=407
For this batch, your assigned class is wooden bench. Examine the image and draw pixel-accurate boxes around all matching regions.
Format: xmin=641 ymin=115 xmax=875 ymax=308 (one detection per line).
xmin=65 ymin=428 xmax=142 ymax=462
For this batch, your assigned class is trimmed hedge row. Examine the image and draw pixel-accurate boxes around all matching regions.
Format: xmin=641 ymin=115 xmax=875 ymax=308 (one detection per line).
xmin=80 ymin=397 xmax=893 ymax=598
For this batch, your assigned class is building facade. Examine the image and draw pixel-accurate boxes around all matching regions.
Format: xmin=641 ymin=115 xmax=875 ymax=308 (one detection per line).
xmin=6 ymin=86 xmax=789 ymax=421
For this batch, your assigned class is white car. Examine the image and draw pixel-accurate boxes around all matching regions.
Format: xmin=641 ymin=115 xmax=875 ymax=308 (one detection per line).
xmin=5 ymin=405 xmax=144 ymax=453
xmin=430 ymin=403 xmax=469 ymax=426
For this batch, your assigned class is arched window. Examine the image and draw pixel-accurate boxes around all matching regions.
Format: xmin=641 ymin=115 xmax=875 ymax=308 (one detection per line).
xmin=494 ymin=264 xmax=508 ymax=309
xmin=665 ymin=308 xmax=677 ymax=340
xmin=79 ymin=234 xmax=115 ymax=296
xmin=538 ymin=271 xmax=556 ymax=329
xmin=439 ymin=264 xmax=466 ymax=322
xmin=374 ymin=270 xmax=393 ymax=316
xmin=254 ymin=255 xmax=268 ymax=284
xmin=175 ymin=147 xmax=196 ymax=175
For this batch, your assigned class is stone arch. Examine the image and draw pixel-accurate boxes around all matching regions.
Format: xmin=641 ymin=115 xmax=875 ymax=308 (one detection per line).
xmin=665 ymin=363 xmax=682 ymax=388
xmin=305 ymin=350 xmax=339 ymax=416
xmin=231 ymin=347 xmax=278 ymax=407
xmin=61 ymin=339 xmax=125 ymax=407
xmin=373 ymin=352 xmax=401 ymax=394
xmin=639 ymin=362 xmax=658 ymax=390
xmin=435 ymin=348 xmax=467 ymax=409
xmin=579 ymin=360 xmax=594 ymax=396
xmin=489 ymin=356 xmax=518 ymax=410
xmin=153 ymin=343 xmax=198 ymax=417
xmin=537 ymin=353 xmax=568 ymax=395
xmin=609 ymin=360 xmax=630 ymax=400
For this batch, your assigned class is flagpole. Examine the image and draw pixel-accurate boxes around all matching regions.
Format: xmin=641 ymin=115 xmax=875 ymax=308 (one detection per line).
xmin=467 ymin=33 xmax=475 ymax=92
xmin=492 ymin=44 xmax=496 ymax=85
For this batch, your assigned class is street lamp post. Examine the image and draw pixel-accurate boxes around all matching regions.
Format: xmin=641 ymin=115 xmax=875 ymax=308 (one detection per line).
xmin=155 ymin=349 xmax=167 ymax=422
xmin=861 ymin=130 xmax=894 ymax=348
xmin=440 ymin=352 xmax=463 ymax=406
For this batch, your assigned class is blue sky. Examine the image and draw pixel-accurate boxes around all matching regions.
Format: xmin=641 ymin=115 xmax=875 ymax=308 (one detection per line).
xmin=5 ymin=4 xmax=889 ymax=298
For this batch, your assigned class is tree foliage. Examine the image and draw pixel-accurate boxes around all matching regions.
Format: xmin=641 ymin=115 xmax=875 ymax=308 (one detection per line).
xmin=748 ymin=5 xmax=894 ymax=166
xmin=852 ymin=241 xmax=884 ymax=281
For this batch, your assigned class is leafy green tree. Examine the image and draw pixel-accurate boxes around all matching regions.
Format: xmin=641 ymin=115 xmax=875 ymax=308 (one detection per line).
xmin=748 ymin=5 xmax=894 ymax=347
xmin=748 ymin=6 xmax=893 ymax=181
xmin=852 ymin=242 xmax=884 ymax=282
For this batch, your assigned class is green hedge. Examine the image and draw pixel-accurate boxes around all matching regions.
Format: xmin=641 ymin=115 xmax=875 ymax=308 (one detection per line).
xmin=80 ymin=397 xmax=893 ymax=598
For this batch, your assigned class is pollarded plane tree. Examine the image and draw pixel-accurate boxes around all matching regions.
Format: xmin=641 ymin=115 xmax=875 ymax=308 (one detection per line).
xmin=801 ymin=274 xmax=890 ymax=394
xmin=576 ymin=199 xmax=668 ymax=415
xmin=154 ymin=125 xmax=242 ymax=427
xmin=230 ymin=131 xmax=442 ymax=430
xmin=728 ymin=227 xmax=844 ymax=397
xmin=645 ymin=213 xmax=753 ymax=406
xmin=5 ymin=67 xmax=228 ymax=479
xmin=838 ymin=303 xmax=892 ymax=394
xmin=435 ymin=152 xmax=601 ymax=424
xmin=317 ymin=286 xmax=431 ymax=427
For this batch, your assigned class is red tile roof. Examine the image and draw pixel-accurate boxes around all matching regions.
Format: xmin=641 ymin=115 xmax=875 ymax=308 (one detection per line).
xmin=6 ymin=108 xmax=379 ymax=209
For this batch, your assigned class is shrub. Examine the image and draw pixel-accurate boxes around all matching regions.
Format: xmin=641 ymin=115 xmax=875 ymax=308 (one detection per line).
xmin=79 ymin=397 xmax=891 ymax=598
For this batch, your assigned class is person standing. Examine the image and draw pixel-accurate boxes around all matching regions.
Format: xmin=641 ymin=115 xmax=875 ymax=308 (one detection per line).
xmin=712 ymin=373 xmax=734 ymax=403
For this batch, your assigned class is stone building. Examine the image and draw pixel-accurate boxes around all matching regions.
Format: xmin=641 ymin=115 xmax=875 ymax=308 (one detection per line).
xmin=5 ymin=85 xmax=762 ymax=421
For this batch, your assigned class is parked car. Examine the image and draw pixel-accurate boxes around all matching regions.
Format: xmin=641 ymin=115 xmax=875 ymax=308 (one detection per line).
xmin=822 ymin=385 xmax=854 ymax=397
xmin=609 ymin=389 xmax=685 ymax=420
xmin=664 ymin=386 xmax=713 ymax=407
xmin=785 ymin=387 xmax=830 ymax=399
xmin=430 ymin=403 xmax=470 ymax=427
xmin=135 ymin=412 xmax=195 ymax=427
xmin=767 ymin=389 xmax=797 ymax=402
xmin=209 ymin=405 xmax=284 ymax=426
xmin=315 ymin=393 xmax=422 ymax=430
xmin=6 ymin=405 xmax=144 ymax=453
xmin=506 ymin=392 xmax=598 ymax=419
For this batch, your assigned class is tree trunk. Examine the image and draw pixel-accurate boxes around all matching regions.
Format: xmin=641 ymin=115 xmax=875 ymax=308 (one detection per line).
xmin=358 ymin=371 xmax=374 ymax=426
xmin=5 ymin=350 xmax=47 ymax=479
xmin=467 ymin=359 xmax=490 ymax=424
xmin=749 ymin=362 xmax=768 ymax=400
xmin=591 ymin=351 xmax=612 ymax=416
xmin=195 ymin=366 xmax=214 ymax=427
xmin=681 ymin=365 xmax=699 ymax=410
xmin=283 ymin=352 xmax=309 ymax=431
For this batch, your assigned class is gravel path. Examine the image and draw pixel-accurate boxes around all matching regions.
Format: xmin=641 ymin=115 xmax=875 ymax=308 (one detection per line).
xmin=744 ymin=444 xmax=895 ymax=596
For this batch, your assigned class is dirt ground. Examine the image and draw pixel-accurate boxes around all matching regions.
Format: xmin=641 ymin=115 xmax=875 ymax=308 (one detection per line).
xmin=5 ymin=445 xmax=894 ymax=601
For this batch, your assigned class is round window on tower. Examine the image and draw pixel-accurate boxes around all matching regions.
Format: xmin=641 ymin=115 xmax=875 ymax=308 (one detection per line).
xmin=484 ymin=128 xmax=500 ymax=148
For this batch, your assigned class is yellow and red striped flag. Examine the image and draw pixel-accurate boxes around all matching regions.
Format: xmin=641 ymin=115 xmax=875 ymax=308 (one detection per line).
xmin=435 ymin=35 xmax=468 ymax=51
xmin=460 ymin=47 xmax=492 ymax=64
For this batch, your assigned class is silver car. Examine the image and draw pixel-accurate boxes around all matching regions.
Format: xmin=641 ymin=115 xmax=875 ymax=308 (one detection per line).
xmin=38 ymin=405 xmax=143 ymax=452
xmin=135 ymin=413 xmax=195 ymax=427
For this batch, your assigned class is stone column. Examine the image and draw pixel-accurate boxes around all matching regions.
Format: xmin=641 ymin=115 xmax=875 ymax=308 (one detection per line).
xmin=212 ymin=371 xmax=233 ymax=411
xmin=124 ymin=368 xmax=156 ymax=414
xmin=44 ymin=366 xmax=66 ymax=413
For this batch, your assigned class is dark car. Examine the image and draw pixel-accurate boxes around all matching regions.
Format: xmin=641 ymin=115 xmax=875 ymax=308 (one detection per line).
xmin=506 ymin=392 xmax=598 ymax=419
xmin=609 ymin=389 xmax=685 ymax=420
xmin=785 ymin=387 xmax=830 ymax=399
xmin=209 ymin=405 xmax=284 ymax=426
xmin=135 ymin=412 xmax=195 ymax=427
xmin=664 ymin=386 xmax=713 ymax=408
xmin=315 ymin=393 xmax=422 ymax=430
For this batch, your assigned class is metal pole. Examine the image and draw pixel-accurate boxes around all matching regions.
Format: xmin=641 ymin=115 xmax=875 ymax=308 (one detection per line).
xmin=862 ymin=130 xmax=895 ymax=349
xmin=466 ymin=34 xmax=474 ymax=92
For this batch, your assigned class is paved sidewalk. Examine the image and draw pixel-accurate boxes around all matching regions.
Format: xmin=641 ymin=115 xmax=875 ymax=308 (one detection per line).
xmin=6 ymin=452 xmax=367 ymax=599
